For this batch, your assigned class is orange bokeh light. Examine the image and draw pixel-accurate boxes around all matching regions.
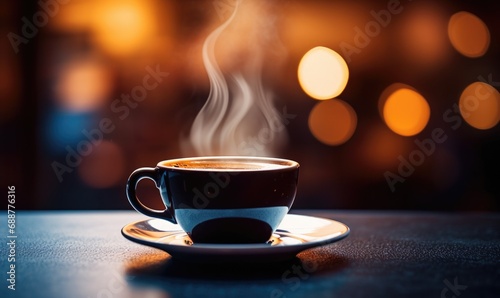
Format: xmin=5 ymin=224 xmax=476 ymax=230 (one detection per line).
xmin=397 ymin=4 xmax=448 ymax=67
xmin=448 ymin=11 xmax=490 ymax=58
xmin=92 ymin=0 xmax=156 ymax=56
xmin=378 ymin=83 xmax=414 ymax=119
xmin=49 ymin=0 xmax=159 ymax=57
xmin=382 ymin=84 xmax=430 ymax=137
xmin=55 ymin=59 xmax=114 ymax=112
xmin=459 ymin=82 xmax=500 ymax=130
xmin=308 ymin=99 xmax=357 ymax=146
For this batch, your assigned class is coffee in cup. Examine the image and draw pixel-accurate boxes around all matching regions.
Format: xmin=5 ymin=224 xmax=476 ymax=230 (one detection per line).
xmin=126 ymin=156 xmax=299 ymax=244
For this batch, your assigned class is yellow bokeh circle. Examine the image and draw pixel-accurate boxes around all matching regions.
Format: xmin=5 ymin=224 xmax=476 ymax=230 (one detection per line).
xmin=298 ymin=46 xmax=349 ymax=100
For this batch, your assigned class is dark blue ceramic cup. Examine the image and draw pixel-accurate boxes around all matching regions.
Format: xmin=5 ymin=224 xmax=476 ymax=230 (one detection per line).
xmin=126 ymin=156 xmax=299 ymax=243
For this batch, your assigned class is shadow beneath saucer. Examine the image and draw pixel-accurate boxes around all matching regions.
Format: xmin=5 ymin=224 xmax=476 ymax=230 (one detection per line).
xmin=126 ymin=248 xmax=349 ymax=280
xmin=125 ymin=248 xmax=350 ymax=297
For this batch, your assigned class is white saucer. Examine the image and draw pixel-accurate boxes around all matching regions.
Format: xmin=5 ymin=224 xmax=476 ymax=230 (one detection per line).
xmin=121 ymin=214 xmax=350 ymax=262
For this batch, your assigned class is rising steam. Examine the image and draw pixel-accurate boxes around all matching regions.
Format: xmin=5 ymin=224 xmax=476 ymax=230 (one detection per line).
xmin=186 ymin=0 xmax=287 ymax=156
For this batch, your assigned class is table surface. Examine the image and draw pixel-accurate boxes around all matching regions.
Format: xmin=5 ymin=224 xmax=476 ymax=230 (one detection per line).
xmin=1 ymin=210 xmax=499 ymax=298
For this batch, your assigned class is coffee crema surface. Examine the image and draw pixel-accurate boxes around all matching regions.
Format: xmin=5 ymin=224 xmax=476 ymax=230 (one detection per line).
xmin=160 ymin=157 xmax=296 ymax=171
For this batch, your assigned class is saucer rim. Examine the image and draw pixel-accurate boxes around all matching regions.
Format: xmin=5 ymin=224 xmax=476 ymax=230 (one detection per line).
xmin=121 ymin=214 xmax=350 ymax=258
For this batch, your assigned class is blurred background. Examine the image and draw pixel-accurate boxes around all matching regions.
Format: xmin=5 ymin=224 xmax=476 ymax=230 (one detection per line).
xmin=1 ymin=0 xmax=499 ymax=211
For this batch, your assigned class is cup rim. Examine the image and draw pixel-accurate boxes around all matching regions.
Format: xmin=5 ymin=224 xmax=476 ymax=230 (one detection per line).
xmin=156 ymin=156 xmax=299 ymax=172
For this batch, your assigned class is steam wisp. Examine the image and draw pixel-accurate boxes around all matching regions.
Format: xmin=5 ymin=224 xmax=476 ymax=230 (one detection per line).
xmin=187 ymin=0 xmax=287 ymax=156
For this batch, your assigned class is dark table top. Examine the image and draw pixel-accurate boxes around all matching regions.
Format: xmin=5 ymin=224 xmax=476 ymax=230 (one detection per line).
xmin=1 ymin=210 xmax=499 ymax=298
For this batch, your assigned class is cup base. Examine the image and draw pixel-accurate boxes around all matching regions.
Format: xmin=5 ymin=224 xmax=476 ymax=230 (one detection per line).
xmin=189 ymin=217 xmax=273 ymax=244
xmin=175 ymin=206 xmax=289 ymax=244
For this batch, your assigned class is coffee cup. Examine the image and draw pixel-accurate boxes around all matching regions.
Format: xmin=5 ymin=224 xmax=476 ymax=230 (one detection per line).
xmin=126 ymin=156 xmax=299 ymax=244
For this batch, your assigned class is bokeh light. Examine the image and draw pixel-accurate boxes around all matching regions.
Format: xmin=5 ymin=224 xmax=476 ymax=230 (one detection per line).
xmin=397 ymin=4 xmax=448 ymax=67
xmin=378 ymin=83 xmax=410 ymax=119
xmin=308 ymin=99 xmax=357 ymax=146
xmin=92 ymin=0 xmax=156 ymax=56
xmin=78 ymin=141 xmax=125 ymax=188
xmin=382 ymin=84 xmax=430 ymax=136
xmin=45 ymin=112 xmax=95 ymax=153
xmin=459 ymin=82 xmax=500 ymax=130
xmin=448 ymin=11 xmax=490 ymax=58
xmin=298 ymin=46 xmax=349 ymax=100
xmin=55 ymin=59 xmax=114 ymax=112
xmin=49 ymin=0 xmax=171 ymax=59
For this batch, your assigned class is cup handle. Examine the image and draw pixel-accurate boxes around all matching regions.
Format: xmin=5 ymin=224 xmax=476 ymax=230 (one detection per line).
xmin=126 ymin=167 xmax=176 ymax=223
